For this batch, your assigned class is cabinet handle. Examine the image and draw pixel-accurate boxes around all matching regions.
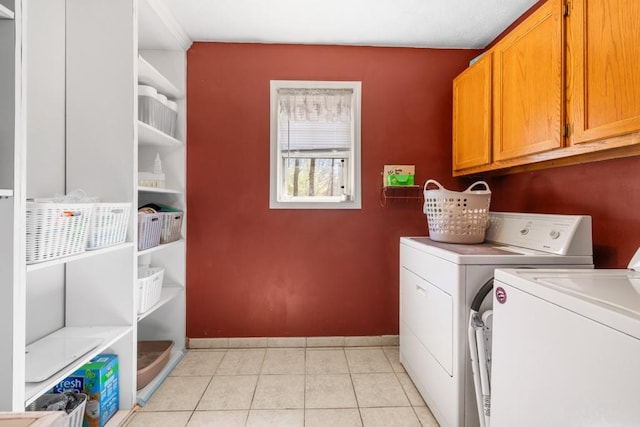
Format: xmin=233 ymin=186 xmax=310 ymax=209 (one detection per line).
xmin=415 ymin=284 xmax=426 ymax=296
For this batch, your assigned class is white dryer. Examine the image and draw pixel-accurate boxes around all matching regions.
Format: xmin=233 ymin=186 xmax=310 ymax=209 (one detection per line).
xmin=399 ymin=212 xmax=594 ymax=427
xmin=491 ymin=251 xmax=640 ymax=427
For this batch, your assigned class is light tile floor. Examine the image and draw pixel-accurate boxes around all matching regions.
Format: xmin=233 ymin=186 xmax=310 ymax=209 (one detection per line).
xmin=123 ymin=346 xmax=440 ymax=426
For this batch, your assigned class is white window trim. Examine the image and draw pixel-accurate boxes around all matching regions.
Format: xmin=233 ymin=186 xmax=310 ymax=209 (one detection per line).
xmin=269 ymin=80 xmax=362 ymax=209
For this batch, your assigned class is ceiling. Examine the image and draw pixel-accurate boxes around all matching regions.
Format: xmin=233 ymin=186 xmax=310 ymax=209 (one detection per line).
xmin=160 ymin=0 xmax=538 ymax=49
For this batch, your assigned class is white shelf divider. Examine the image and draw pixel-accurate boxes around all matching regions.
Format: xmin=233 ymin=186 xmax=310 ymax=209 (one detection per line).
xmin=137 ymin=286 xmax=183 ymax=322
xmin=0 ymin=3 xmax=14 ymax=19
xmin=26 ymin=243 xmax=134 ymax=273
xmin=138 ymin=121 xmax=182 ymax=147
xmin=0 ymin=189 xmax=13 ymax=197
xmin=137 ymin=55 xmax=182 ymax=99
xmin=25 ymin=326 xmax=133 ymax=407
xmin=136 ymin=347 xmax=186 ymax=406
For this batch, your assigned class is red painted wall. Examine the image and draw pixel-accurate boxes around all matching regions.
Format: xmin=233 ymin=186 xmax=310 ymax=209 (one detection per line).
xmin=186 ymin=43 xmax=479 ymax=338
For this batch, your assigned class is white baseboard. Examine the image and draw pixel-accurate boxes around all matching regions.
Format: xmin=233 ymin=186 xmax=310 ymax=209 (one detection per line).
xmin=187 ymin=335 xmax=399 ymax=349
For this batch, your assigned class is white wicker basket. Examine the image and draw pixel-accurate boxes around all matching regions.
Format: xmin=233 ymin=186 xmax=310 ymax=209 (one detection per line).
xmin=159 ymin=211 xmax=183 ymax=244
xmin=27 ymin=392 xmax=87 ymax=427
xmin=26 ymin=202 xmax=93 ymax=264
xmin=137 ymin=266 xmax=164 ymax=313
xmin=138 ymin=212 xmax=162 ymax=250
xmin=423 ymin=179 xmax=491 ymax=244
xmin=86 ymin=203 xmax=131 ymax=249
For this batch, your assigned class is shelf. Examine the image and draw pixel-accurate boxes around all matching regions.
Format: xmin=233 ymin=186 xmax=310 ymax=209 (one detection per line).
xmin=138 ymin=121 xmax=182 ymax=147
xmin=0 ymin=3 xmax=14 ymax=19
xmin=380 ymin=185 xmax=423 ymax=207
xmin=137 ymin=286 xmax=183 ymax=322
xmin=138 ymin=185 xmax=182 ymax=194
xmin=26 ymin=243 xmax=134 ymax=272
xmin=136 ymin=347 xmax=186 ymax=406
xmin=137 ymin=238 xmax=184 ymax=256
xmin=0 ymin=189 xmax=13 ymax=198
xmin=25 ymin=326 xmax=132 ymax=407
xmin=138 ymin=55 xmax=182 ymax=99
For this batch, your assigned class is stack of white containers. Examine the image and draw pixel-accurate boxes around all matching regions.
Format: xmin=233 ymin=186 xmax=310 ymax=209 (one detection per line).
xmin=138 ymin=84 xmax=178 ymax=137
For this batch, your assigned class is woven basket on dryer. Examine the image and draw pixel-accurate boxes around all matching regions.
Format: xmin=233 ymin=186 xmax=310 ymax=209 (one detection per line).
xmin=422 ymin=179 xmax=491 ymax=244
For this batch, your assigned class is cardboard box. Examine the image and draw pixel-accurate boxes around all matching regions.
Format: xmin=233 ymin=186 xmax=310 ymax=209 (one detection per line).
xmin=383 ymin=165 xmax=415 ymax=186
xmin=52 ymin=354 xmax=119 ymax=427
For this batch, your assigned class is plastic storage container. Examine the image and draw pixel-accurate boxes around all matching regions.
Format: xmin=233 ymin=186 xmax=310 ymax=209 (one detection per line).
xmin=27 ymin=392 xmax=87 ymax=427
xmin=138 ymin=85 xmax=159 ymax=128
xmin=155 ymin=93 xmax=168 ymax=134
xmin=86 ymin=203 xmax=131 ymax=249
xmin=26 ymin=202 xmax=94 ymax=263
xmin=137 ymin=266 xmax=164 ymax=313
xmin=165 ymin=100 xmax=178 ymax=137
xmin=159 ymin=211 xmax=183 ymax=244
xmin=138 ymin=212 xmax=162 ymax=250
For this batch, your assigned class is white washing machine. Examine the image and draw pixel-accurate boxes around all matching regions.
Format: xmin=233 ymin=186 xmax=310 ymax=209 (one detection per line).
xmin=399 ymin=212 xmax=594 ymax=427
xmin=491 ymin=251 xmax=640 ymax=427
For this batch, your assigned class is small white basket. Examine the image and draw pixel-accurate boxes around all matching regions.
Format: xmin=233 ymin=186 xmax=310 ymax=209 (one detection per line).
xmin=159 ymin=211 xmax=183 ymax=244
xmin=27 ymin=392 xmax=87 ymax=427
xmin=423 ymin=179 xmax=491 ymax=244
xmin=138 ymin=212 xmax=162 ymax=250
xmin=26 ymin=202 xmax=94 ymax=264
xmin=86 ymin=203 xmax=131 ymax=250
xmin=137 ymin=266 xmax=164 ymax=313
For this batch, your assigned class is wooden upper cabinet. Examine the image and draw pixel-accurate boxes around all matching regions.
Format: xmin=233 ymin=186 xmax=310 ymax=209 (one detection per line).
xmin=452 ymin=52 xmax=492 ymax=171
xmin=567 ymin=0 xmax=640 ymax=146
xmin=492 ymin=0 xmax=564 ymax=161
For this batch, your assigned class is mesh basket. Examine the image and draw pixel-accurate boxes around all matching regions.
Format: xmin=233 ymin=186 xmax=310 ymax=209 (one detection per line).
xmin=138 ymin=212 xmax=162 ymax=250
xmin=27 ymin=392 xmax=87 ymax=427
xmin=423 ymin=179 xmax=491 ymax=244
xmin=137 ymin=266 xmax=164 ymax=313
xmin=159 ymin=211 xmax=183 ymax=244
xmin=86 ymin=203 xmax=131 ymax=250
xmin=26 ymin=203 xmax=93 ymax=264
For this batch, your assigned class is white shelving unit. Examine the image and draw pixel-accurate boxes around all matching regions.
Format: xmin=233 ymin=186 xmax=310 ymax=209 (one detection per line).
xmin=135 ymin=0 xmax=189 ymax=407
xmin=0 ymin=0 xmax=191 ymax=416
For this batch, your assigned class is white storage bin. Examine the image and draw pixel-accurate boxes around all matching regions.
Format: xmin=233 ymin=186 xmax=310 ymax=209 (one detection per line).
xmin=27 ymin=392 xmax=87 ymax=427
xmin=86 ymin=203 xmax=131 ymax=249
xmin=159 ymin=211 xmax=183 ymax=244
xmin=137 ymin=267 xmax=164 ymax=313
xmin=165 ymin=99 xmax=178 ymax=137
xmin=155 ymin=93 xmax=168 ymax=134
xmin=138 ymin=85 xmax=160 ymax=128
xmin=26 ymin=202 xmax=93 ymax=264
xmin=138 ymin=212 xmax=162 ymax=250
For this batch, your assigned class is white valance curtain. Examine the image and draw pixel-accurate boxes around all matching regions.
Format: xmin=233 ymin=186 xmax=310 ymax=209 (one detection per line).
xmin=277 ymin=88 xmax=353 ymax=151
xmin=277 ymin=88 xmax=353 ymax=123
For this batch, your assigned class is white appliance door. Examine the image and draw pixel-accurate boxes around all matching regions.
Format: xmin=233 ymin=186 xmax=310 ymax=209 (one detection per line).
xmin=491 ymin=282 xmax=640 ymax=427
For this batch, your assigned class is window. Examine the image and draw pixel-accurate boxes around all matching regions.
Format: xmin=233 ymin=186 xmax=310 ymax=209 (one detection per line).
xmin=270 ymin=80 xmax=362 ymax=209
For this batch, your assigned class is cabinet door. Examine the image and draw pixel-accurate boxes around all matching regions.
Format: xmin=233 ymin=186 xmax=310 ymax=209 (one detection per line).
xmin=492 ymin=0 xmax=564 ymax=161
xmin=452 ymin=52 xmax=492 ymax=171
xmin=567 ymin=0 xmax=640 ymax=146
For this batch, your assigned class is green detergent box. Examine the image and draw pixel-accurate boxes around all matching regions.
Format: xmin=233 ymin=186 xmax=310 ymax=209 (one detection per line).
xmin=52 ymin=354 xmax=119 ymax=427
xmin=383 ymin=165 xmax=415 ymax=186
